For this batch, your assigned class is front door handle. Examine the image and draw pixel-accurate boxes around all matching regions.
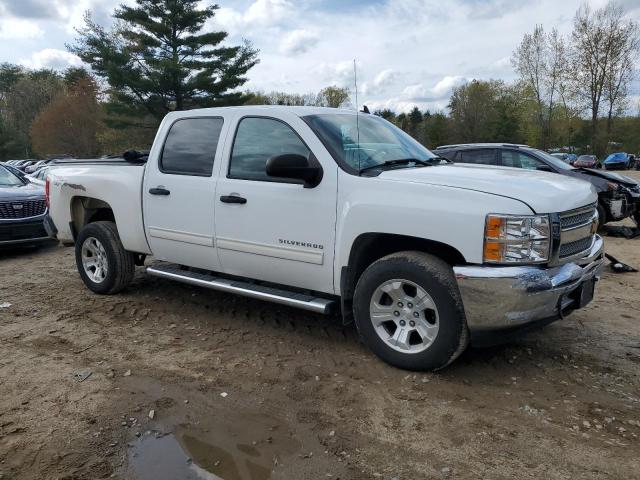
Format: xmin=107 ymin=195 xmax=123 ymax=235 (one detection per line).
xmin=220 ymin=195 xmax=247 ymax=204
xmin=149 ymin=187 xmax=170 ymax=196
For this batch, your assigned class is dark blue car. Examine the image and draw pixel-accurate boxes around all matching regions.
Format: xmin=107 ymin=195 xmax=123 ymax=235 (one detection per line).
xmin=0 ymin=164 xmax=50 ymax=247
xmin=603 ymin=152 xmax=634 ymax=170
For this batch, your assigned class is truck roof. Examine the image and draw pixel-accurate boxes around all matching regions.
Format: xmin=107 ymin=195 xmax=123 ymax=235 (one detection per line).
xmin=163 ymin=105 xmax=359 ymax=118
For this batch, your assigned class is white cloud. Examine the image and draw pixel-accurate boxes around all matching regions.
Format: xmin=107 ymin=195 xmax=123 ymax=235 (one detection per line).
xmin=0 ymin=19 xmax=44 ymax=39
xmin=280 ymin=29 xmax=319 ymax=55
xmin=20 ymin=49 xmax=83 ymax=70
xmin=215 ymin=0 xmax=294 ymax=29
xmin=373 ymin=69 xmax=398 ymax=88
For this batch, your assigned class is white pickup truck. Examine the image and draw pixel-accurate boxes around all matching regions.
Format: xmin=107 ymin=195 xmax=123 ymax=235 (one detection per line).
xmin=46 ymin=106 xmax=605 ymax=370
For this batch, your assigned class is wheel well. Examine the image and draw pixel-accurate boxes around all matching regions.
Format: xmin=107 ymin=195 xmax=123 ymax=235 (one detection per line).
xmin=70 ymin=196 xmax=115 ymax=239
xmin=339 ymin=233 xmax=466 ymax=323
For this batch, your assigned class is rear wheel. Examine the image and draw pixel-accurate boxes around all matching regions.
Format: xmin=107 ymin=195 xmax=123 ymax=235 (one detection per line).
xmin=353 ymin=251 xmax=468 ymax=371
xmin=75 ymin=221 xmax=135 ymax=294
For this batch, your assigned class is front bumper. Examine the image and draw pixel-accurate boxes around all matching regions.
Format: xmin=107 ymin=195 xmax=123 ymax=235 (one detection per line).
xmin=0 ymin=214 xmax=50 ymax=246
xmin=453 ymin=235 xmax=605 ymax=344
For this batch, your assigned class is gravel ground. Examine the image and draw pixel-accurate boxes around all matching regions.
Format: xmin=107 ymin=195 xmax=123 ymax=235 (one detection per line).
xmin=1 ymin=177 xmax=639 ymax=479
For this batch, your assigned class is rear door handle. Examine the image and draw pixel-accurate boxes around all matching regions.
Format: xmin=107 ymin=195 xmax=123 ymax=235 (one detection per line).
xmin=149 ymin=187 xmax=170 ymax=196
xmin=220 ymin=195 xmax=247 ymax=204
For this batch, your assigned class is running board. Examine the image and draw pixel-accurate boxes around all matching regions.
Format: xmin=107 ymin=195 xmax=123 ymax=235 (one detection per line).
xmin=146 ymin=263 xmax=336 ymax=315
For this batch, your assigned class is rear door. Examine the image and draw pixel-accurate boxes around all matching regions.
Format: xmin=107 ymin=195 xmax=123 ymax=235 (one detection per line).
xmin=143 ymin=116 xmax=227 ymax=270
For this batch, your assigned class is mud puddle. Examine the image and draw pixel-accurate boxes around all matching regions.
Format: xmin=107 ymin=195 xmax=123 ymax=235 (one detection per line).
xmin=126 ymin=415 xmax=301 ymax=480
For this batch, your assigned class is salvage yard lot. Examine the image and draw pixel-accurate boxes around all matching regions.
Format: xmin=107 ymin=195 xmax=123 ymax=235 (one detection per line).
xmin=1 ymin=175 xmax=640 ymax=479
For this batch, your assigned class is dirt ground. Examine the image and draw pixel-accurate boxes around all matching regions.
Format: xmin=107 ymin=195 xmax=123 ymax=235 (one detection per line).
xmin=2 ymin=177 xmax=640 ymax=479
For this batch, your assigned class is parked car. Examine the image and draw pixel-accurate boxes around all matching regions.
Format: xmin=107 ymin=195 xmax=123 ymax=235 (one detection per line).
xmin=26 ymin=165 xmax=61 ymax=186
xmin=603 ymin=152 xmax=635 ymax=170
xmin=46 ymin=107 xmax=605 ymax=371
xmin=2 ymin=163 xmax=29 ymax=181
xmin=574 ymin=155 xmax=600 ymax=169
xmin=0 ymin=164 xmax=49 ymax=247
xmin=551 ymin=153 xmax=578 ymax=165
xmin=435 ymin=143 xmax=640 ymax=227
xmin=25 ymin=159 xmax=54 ymax=174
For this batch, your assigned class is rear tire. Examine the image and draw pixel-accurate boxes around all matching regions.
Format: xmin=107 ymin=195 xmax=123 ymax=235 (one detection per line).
xmin=353 ymin=251 xmax=469 ymax=371
xmin=75 ymin=221 xmax=135 ymax=294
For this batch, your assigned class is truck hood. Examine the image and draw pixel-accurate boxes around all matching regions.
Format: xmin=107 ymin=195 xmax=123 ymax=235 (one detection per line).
xmin=379 ymin=164 xmax=596 ymax=214
xmin=0 ymin=181 xmax=45 ymax=201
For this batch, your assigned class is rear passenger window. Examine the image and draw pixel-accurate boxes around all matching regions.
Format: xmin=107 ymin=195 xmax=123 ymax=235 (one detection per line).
xmin=229 ymin=117 xmax=310 ymax=182
xmin=161 ymin=118 xmax=224 ymax=176
xmin=459 ymin=149 xmax=497 ymax=165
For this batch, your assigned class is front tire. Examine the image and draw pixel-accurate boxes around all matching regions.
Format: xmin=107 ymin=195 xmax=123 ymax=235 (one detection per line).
xmin=75 ymin=221 xmax=135 ymax=294
xmin=353 ymin=251 xmax=468 ymax=371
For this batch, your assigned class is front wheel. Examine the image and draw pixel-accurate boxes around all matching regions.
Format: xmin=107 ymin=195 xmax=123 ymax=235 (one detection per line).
xmin=353 ymin=251 xmax=468 ymax=371
xmin=75 ymin=221 xmax=136 ymax=294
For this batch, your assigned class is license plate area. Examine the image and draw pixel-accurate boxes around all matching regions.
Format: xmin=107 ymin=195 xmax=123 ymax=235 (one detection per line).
xmin=569 ymin=278 xmax=596 ymax=308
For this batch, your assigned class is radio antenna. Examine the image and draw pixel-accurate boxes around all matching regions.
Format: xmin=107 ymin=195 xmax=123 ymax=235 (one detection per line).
xmin=354 ymin=59 xmax=361 ymax=174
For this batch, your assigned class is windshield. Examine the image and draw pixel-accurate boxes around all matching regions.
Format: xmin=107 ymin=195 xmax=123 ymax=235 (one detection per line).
xmin=527 ymin=149 xmax=575 ymax=171
xmin=578 ymin=155 xmax=595 ymax=161
xmin=0 ymin=165 xmax=24 ymax=186
xmin=302 ymin=113 xmax=439 ymax=172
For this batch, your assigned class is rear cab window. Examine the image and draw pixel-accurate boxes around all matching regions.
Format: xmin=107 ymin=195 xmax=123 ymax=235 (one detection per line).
xmin=160 ymin=118 xmax=224 ymax=176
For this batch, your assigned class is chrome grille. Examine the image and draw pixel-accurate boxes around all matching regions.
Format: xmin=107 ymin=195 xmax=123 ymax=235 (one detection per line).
xmin=560 ymin=209 xmax=596 ymax=229
xmin=559 ymin=236 xmax=593 ymax=258
xmin=0 ymin=199 xmax=46 ymax=219
xmin=558 ymin=204 xmax=597 ymax=260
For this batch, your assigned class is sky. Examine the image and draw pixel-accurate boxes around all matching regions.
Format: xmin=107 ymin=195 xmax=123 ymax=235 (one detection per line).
xmin=0 ymin=0 xmax=638 ymax=113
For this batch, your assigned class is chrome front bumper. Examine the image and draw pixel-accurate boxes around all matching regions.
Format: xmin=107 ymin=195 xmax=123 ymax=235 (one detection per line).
xmin=453 ymin=235 xmax=605 ymax=335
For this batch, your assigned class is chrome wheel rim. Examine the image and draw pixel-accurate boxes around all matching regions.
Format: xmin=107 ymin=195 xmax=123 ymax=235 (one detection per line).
xmin=81 ymin=237 xmax=108 ymax=283
xmin=369 ymin=279 xmax=439 ymax=354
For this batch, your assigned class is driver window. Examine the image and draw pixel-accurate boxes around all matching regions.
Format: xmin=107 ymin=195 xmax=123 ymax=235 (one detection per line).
xmin=229 ymin=117 xmax=310 ymax=182
xmin=501 ymin=151 xmax=543 ymax=170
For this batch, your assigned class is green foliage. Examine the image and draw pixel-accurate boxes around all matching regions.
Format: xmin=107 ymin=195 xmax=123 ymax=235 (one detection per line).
xmin=68 ymin=0 xmax=259 ymax=121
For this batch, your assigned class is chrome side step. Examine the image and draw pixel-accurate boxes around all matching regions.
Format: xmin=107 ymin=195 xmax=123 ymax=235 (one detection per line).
xmin=146 ymin=263 xmax=336 ymax=315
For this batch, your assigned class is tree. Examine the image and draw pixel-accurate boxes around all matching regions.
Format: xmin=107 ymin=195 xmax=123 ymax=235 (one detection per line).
xmin=30 ymin=77 xmax=102 ymax=158
xmin=512 ymin=25 xmax=567 ymax=149
xmin=1 ymin=73 xmax=63 ymax=158
xmin=448 ymin=80 xmax=502 ymax=142
xmin=408 ymin=106 xmax=423 ymax=139
xmin=68 ymin=0 xmax=259 ymax=121
xmin=571 ymin=1 xmax=639 ymax=154
xmin=316 ymin=86 xmax=351 ymax=108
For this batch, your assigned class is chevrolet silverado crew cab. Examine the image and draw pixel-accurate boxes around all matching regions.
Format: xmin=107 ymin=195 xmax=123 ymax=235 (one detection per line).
xmin=46 ymin=106 xmax=605 ymax=371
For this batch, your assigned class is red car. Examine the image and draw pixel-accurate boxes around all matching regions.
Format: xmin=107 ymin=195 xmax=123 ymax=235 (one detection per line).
xmin=574 ymin=154 xmax=600 ymax=169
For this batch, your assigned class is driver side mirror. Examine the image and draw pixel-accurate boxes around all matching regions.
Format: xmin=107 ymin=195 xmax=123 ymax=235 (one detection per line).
xmin=266 ymin=153 xmax=323 ymax=188
xmin=536 ymin=164 xmax=553 ymax=172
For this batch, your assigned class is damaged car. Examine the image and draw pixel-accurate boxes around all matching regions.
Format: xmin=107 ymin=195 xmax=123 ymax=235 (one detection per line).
xmin=434 ymin=143 xmax=640 ymax=227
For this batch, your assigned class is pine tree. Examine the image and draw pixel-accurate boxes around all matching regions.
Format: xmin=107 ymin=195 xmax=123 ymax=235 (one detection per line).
xmin=68 ymin=0 xmax=259 ymax=121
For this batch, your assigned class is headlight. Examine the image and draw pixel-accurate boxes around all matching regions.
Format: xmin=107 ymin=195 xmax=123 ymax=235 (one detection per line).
xmin=484 ymin=214 xmax=551 ymax=264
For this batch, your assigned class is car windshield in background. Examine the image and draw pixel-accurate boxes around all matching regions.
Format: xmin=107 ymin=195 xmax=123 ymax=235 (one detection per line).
xmin=527 ymin=149 xmax=575 ymax=171
xmin=0 ymin=165 xmax=24 ymax=186
xmin=578 ymin=155 xmax=596 ymax=161
xmin=303 ymin=113 xmax=439 ymax=172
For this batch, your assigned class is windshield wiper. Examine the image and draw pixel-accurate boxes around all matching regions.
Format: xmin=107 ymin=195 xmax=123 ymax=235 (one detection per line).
xmin=359 ymin=158 xmax=434 ymax=175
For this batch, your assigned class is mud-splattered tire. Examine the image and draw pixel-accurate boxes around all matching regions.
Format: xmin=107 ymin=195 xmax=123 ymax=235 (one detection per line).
xmin=75 ymin=221 xmax=135 ymax=295
xmin=597 ymin=204 xmax=607 ymax=232
xmin=353 ymin=251 xmax=469 ymax=371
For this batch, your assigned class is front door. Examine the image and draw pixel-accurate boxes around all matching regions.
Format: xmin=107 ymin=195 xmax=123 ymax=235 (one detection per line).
xmin=143 ymin=116 xmax=226 ymax=271
xmin=214 ymin=113 xmax=337 ymax=294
